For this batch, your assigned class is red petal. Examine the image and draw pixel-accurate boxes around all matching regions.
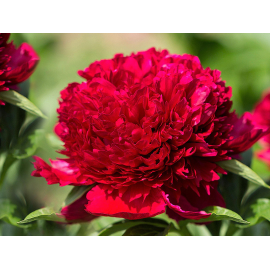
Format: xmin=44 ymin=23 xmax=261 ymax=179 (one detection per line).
xmin=61 ymin=192 xmax=97 ymax=223
xmin=85 ymin=184 xmax=166 ymax=220
xmin=224 ymin=112 xmax=270 ymax=154
xmin=31 ymin=156 xmax=94 ymax=186
xmin=163 ymin=184 xmax=225 ymax=222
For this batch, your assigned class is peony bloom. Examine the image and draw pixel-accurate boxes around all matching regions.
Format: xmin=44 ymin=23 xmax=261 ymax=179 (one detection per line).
xmin=253 ymin=91 xmax=270 ymax=167
xmin=32 ymin=48 xmax=268 ymax=221
xmin=0 ymin=33 xmax=39 ymax=105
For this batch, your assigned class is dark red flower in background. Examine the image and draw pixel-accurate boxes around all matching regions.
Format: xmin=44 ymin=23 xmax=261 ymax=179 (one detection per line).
xmin=253 ymin=91 xmax=270 ymax=167
xmin=32 ymin=48 xmax=268 ymax=221
xmin=0 ymin=33 xmax=39 ymax=105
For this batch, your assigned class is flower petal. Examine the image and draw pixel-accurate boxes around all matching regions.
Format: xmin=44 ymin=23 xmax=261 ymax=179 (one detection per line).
xmin=224 ymin=112 xmax=270 ymax=154
xmin=61 ymin=192 xmax=97 ymax=223
xmin=163 ymin=184 xmax=225 ymax=222
xmin=85 ymin=184 xmax=166 ymax=220
xmin=31 ymin=156 xmax=94 ymax=186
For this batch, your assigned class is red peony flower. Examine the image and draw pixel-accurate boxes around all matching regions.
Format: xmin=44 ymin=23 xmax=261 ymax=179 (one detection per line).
xmin=32 ymin=48 xmax=268 ymax=221
xmin=253 ymin=91 xmax=270 ymax=167
xmin=0 ymin=33 xmax=39 ymax=105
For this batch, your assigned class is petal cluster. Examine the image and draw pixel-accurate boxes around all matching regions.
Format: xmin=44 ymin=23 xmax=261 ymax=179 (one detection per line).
xmin=0 ymin=33 xmax=39 ymax=105
xmin=32 ymin=48 xmax=268 ymax=221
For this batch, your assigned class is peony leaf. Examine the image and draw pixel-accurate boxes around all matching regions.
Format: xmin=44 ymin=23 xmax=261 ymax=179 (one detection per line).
xmin=0 ymin=90 xmax=47 ymax=119
xmin=159 ymin=223 xmax=172 ymax=236
xmin=0 ymin=199 xmax=30 ymax=228
xmin=0 ymin=129 xmax=44 ymax=187
xmin=12 ymin=129 xmax=44 ymax=159
xmin=0 ymin=154 xmax=17 ymax=188
xmin=0 ymin=200 xmax=16 ymax=219
xmin=218 ymin=149 xmax=251 ymax=214
xmin=0 ymin=80 xmax=30 ymax=153
xmin=122 ymin=223 xmax=171 ymax=236
xmin=238 ymin=198 xmax=270 ymax=228
xmin=241 ymin=184 xmax=270 ymax=215
xmin=45 ymin=133 xmax=64 ymax=150
xmin=217 ymin=159 xmax=270 ymax=189
xmin=0 ymin=130 xmax=44 ymax=187
xmin=203 ymin=206 xmax=249 ymax=224
xmin=64 ymin=185 xmax=95 ymax=206
xmin=219 ymin=172 xmax=248 ymax=214
xmin=99 ymin=218 xmax=169 ymax=236
xmin=179 ymin=206 xmax=249 ymax=226
xmin=17 ymin=207 xmax=64 ymax=224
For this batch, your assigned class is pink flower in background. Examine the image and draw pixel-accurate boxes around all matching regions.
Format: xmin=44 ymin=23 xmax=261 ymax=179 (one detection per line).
xmin=253 ymin=91 xmax=270 ymax=167
xmin=0 ymin=33 xmax=39 ymax=105
xmin=32 ymin=48 xmax=268 ymax=221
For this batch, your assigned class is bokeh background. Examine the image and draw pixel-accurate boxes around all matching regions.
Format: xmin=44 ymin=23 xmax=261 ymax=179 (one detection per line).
xmin=1 ymin=33 xmax=270 ymax=235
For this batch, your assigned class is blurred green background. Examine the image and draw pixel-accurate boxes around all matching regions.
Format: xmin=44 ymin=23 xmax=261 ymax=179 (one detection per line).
xmin=1 ymin=33 xmax=270 ymax=235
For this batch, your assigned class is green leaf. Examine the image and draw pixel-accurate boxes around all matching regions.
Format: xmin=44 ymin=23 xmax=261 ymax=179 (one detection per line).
xmin=204 ymin=206 xmax=249 ymax=224
xmin=0 ymin=80 xmax=30 ymax=153
xmin=242 ymin=221 xmax=270 ymax=236
xmin=99 ymin=218 xmax=169 ymax=236
xmin=65 ymin=185 xmax=95 ymax=206
xmin=155 ymin=212 xmax=180 ymax=231
xmin=224 ymin=221 xmax=243 ymax=236
xmin=179 ymin=206 xmax=249 ymax=226
xmin=0 ymin=90 xmax=47 ymax=119
xmin=218 ymin=150 xmax=251 ymax=214
xmin=217 ymin=159 xmax=270 ymax=189
xmin=209 ymin=151 xmax=251 ymax=236
xmin=158 ymin=223 xmax=172 ymax=236
xmin=122 ymin=224 xmax=170 ymax=236
xmin=18 ymin=207 xmax=64 ymax=224
xmin=0 ymin=129 xmax=45 ymax=187
xmin=0 ymin=200 xmax=17 ymax=219
xmin=239 ymin=198 xmax=270 ymax=228
xmin=12 ymin=129 xmax=44 ymax=159
xmin=45 ymin=133 xmax=64 ymax=150
xmin=0 ymin=129 xmax=44 ymax=187
xmin=75 ymin=223 xmax=95 ymax=236
xmin=241 ymin=184 xmax=270 ymax=213
xmin=0 ymin=199 xmax=30 ymax=228
xmin=0 ymin=154 xmax=17 ymax=188
xmin=218 ymin=172 xmax=248 ymax=219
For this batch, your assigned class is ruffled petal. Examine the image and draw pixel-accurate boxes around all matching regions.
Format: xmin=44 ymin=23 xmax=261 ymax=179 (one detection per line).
xmin=31 ymin=156 xmax=94 ymax=186
xmin=85 ymin=184 xmax=166 ymax=220
xmin=60 ymin=192 xmax=97 ymax=223
xmin=163 ymin=184 xmax=225 ymax=222
xmin=224 ymin=112 xmax=270 ymax=154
